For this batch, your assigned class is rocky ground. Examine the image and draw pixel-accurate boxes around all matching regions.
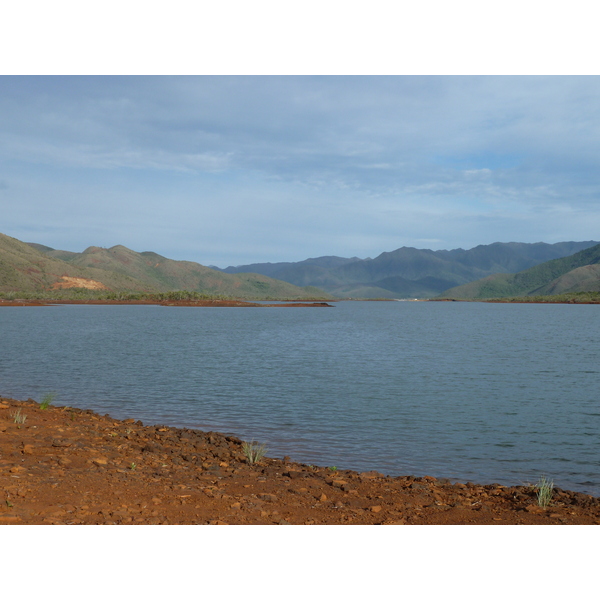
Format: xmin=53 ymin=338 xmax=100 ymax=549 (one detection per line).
xmin=1 ymin=396 xmax=599 ymax=525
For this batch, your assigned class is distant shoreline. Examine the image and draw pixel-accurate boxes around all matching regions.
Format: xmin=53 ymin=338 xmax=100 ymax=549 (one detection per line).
xmin=4 ymin=296 xmax=600 ymax=307
xmin=0 ymin=298 xmax=334 ymax=308
xmin=430 ymin=298 xmax=600 ymax=305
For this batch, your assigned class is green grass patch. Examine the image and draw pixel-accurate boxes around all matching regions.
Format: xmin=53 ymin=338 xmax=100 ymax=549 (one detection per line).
xmin=40 ymin=391 xmax=56 ymax=410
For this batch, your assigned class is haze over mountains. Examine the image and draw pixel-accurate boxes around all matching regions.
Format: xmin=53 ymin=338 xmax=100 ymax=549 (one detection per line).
xmin=217 ymin=241 xmax=600 ymax=298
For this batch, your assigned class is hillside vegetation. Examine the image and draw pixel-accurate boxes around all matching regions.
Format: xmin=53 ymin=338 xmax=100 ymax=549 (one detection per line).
xmin=216 ymin=241 xmax=599 ymax=298
xmin=0 ymin=233 xmax=330 ymax=300
xmin=440 ymin=243 xmax=600 ymax=299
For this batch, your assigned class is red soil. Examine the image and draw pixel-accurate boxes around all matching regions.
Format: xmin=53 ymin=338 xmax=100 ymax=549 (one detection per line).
xmin=1 ymin=397 xmax=598 ymax=525
xmin=0 ymin=299 xmax=333 ymax=308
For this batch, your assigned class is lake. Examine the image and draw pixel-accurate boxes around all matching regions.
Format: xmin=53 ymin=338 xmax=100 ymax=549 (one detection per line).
xmin=1 ymin=301 xmax=598 ymax=495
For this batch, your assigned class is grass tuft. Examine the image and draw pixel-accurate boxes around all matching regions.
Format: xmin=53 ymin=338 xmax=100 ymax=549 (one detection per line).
xmin=11 ymin=408 xmax=27 ymax=425
xmin=534 ymin=475 xmax=554 ymax=508
xmin=242 ymin=440 xmax=268 ymax=465
xmin=40 ymin=392 xmax=57 ymax=410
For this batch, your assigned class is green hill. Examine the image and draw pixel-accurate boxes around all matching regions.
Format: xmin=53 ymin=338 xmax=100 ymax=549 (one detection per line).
xmin=0 ymin=233 xmax=142 ymax=292
xmin=440 ymin=244 xmax=600 ymax=299
xmin=0 ymin=232 xmax=330 ymax=299
xmin=216 ymin=241 xmax=599 ymax=298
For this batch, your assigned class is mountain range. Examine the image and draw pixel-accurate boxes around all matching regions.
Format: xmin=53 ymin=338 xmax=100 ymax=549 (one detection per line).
xmin=441 ymin=243 xmax=600 ymax=299
xmin=3 ymin=231 xmax=600 ymax=300
xmin=217 ymin=241 xmax=600 ymax=298
xmin=0 ymin=233 xmax=327 ymax=299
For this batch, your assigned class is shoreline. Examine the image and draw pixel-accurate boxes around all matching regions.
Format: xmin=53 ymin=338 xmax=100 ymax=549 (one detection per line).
xmin=430 ymin=298 xmax=600 ymax=304
xmin=0 ymin=299 xmax=334 ymax=308
xmin=1 ymin=396 xmax=598 ymax=525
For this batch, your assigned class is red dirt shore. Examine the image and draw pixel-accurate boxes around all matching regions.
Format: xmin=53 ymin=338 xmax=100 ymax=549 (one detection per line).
xmin=1 ymin=397 xmax=599 ymax=525
xmin=0 ymin=299 xmax=333 ymax=308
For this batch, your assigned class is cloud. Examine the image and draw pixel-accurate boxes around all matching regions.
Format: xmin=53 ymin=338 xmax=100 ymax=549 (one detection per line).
xmin=2 ymin=76 xmax=600 ymax=264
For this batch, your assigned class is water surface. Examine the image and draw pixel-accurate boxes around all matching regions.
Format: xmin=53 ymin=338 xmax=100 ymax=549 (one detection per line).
xmin=1 ymin=301 xmax=598 ymax=495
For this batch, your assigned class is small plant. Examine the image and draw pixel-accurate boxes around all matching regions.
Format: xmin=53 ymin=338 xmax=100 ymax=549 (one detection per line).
xmin=328 ymin=466 xmax=338 ymax=472
xmin=40 ymin=392 xmax=56 ymax=410
xmin=6 ymin=500 xmax=13 ymax=508
xmin=242 ymin=440 xmax=267 ymax=465
xmin=534 ymin=475 xmax=554 ymax=508
xmin=130 ymin=463 xmax=137 ymax=470
xmin=11 ymin=409 xmax=27 ymax=425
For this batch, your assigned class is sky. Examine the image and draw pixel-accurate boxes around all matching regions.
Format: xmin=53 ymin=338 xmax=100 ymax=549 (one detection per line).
xmin=2 ymin=75 xmax=600 ymax=267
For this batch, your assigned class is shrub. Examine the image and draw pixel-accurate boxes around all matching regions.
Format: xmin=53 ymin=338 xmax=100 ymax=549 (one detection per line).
xmin=11 ymin=408 xmax=27 ymax=425
xmin=242 ymin=440 xmax=267 ymax=465
xmin=40 ymin=392 xmax=57 ymax=410
xmin=534 ymin=475 xmax=554 ymax=508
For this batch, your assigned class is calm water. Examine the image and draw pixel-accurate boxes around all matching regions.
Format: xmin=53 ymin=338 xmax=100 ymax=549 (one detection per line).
xmin=1 ymin=301 xmax=599 ymax=495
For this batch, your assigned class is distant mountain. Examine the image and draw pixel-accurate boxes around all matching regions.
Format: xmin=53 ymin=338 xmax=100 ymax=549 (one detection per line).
xmin=441 ymin=243 xmax=600 ymax=299
xmin=5 ymin=231 xmax=598 ymax=300
xmin=217 ymin=241 xmax=600 ymax=298
xmin=0 ymin=232 xmax=329 ymax=299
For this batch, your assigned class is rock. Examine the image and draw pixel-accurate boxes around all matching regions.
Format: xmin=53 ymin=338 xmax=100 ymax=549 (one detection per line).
xmin=52 ymin=439 xmax=72 ymax=447
xmin=258 ymin=493 xmax=277 ymax=502
xmin=92 ymin=458 xmax=108 ymax=466
xmin=525 ymin=504 xmax=546 ymax=513
xmin=370 ymin=506 xmax=382 ymax=513
xmin=9 ymin=466 xmax=26 ymax=474
xmin=360 ymin=471 xmax=383 ymax=480
xmin=410 ymin=482 xmax=429 ymax=491
xmin=22 ymin=444 xmax=34 ymax=455
xmin=330 ymin=479 xmax=348 ymax=489
xmin=319 ymin=493 xmax=328 ymax=502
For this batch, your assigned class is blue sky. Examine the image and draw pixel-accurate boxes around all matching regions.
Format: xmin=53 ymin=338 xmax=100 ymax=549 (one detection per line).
xmin=2 ymin=75 xmax=600 ymax=267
